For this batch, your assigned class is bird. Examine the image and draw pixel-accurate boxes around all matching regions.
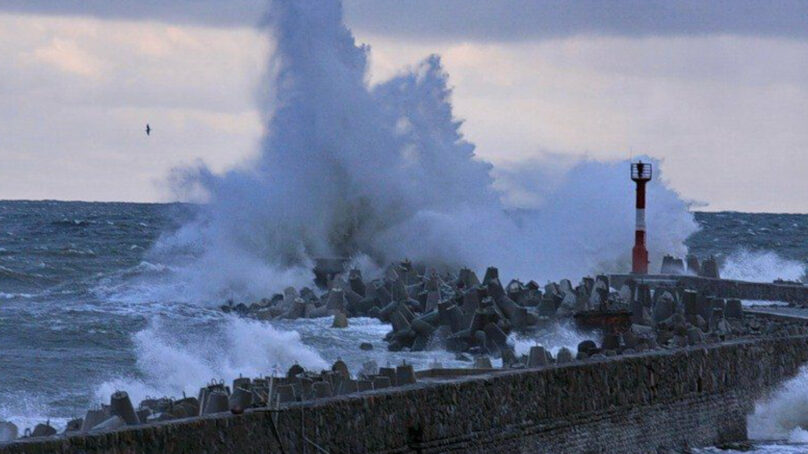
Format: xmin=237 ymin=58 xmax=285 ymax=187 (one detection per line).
xmin=145 ymin=124 xmax=151 ymax=136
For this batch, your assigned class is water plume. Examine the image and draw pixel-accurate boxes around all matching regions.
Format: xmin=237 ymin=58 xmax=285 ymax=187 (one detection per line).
xmin=152 ymin=0 xmax=697 ymax=303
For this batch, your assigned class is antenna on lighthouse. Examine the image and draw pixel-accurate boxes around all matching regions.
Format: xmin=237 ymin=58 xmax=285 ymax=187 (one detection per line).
xmin=631 ymin=161 xmax=652 ymax=274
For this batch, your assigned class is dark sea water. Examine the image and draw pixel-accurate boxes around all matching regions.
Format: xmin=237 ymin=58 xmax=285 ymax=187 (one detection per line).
xmin=1 ymin=200 xmax=807 ymax=451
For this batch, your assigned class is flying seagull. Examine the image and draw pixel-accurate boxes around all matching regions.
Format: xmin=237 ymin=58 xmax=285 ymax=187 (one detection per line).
xmin=145 ymin=124 xmax=151 ymax=136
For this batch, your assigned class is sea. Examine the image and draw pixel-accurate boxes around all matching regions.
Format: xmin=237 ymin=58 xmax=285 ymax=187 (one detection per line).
xmin=1 ymin=199 xmax=808 ymax=452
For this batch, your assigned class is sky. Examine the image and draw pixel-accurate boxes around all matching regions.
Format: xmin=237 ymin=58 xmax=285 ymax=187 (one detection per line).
xmin=1 ymin=1 xmax=807 ymax=212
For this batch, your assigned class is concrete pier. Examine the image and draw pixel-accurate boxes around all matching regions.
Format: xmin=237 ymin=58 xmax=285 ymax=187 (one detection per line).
xmin=610 ymin=273 xmax=808 ymax=303
xmin=3 ymin=334 xmax=808 ymax=454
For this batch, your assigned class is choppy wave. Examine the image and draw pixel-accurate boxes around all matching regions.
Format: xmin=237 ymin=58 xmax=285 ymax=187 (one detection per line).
xmin=0 ymin=292 xmax=38 ymax=300
xmin=93 ymin=316 xmax=327 ymax=407
xmin=0 ymin=391 xmax=71 ymax=434
xmin=510 ymin=322 xmax=593 ymax=357
xmin=720 ymin=249 xmax=806 ymax=283
xmin=749 ymin=367 xmax=808 ymax=442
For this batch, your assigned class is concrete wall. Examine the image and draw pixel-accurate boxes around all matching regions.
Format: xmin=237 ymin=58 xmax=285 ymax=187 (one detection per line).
xmin=610 ymin=273 xmax=808 ymax=303
xmin=4 ymin=335 xmax=808 ymax=454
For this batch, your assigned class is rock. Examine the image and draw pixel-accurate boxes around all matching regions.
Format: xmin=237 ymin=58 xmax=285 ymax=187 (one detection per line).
xmin=0 ymin=421 xmax=18 ymax=441
xmin=715 ymin=317 xmax=732 ymax=337
xmin=473 ymin=356 xmax=493 ymax=369
xmin=686 ymin=326 xmax=704 ymax=345
xmin=229 ymin=388 xmax=252 ymax=413
xmin=501 ymin=348 xmax=517 ymax=368
xmin=653 ymin=291 xmax=676 ymax=323
xmin=325 ymin=288 xmax=347 ymax=312
xmin=455 ymin=353 xmax=472 ymax=362
xmin=622 ymin=330 xmax=639 ymax=349
xmin=683 ymin=290 xmax=698 ymax=324
xmin=538 ymin=295 xmax=560 ymax=316
xmin=110 ymin=391 xmax=140 ymax=425
xmin=556 ymin=347 xmax=574 ymax=364
xmin=332 ymin=360 xmax=350 ymax=379
xmin=602 ymin=334 xmax=620 ymax=351
xmin=458 ymin=268 xmax=481 ymax=288
xmin=527 ymin=346 xmax=551 ymax=367
xmin=360 ymin=360 xmax=379 ymax=378
xmin=372 ymin=376 xmax=391 ymax=389
xmin=686 ymin=255 xmax=701 ymax=275
xmin=483 ymin=322 xmax=509 ymax=351
xmin=411 ymin=334 xmax=429 ymax=351
xmin=725 ymin=299 xmax=744 ymax=319
xmin=90 ymin=416 xmax=125 ymax=433
xmin=65 ymin=418 xmax=83 ymax=433
xmin=81 ymin=409 xmax=109 ymax=432
xmin=483 ymin=267 xmax=499 ymax=286
xmin=472 ymin=330 xmax=490 ymax=354
xmin=287 ymin=364 xmax=305 ymax=378
xmin=359 ymin=342 xmax=373 ymax=351
xmin=349 ymin=270 xmax=366 ymax=296
xmin=332 ymin=311 xmax=349 ymax=328
xmin=232 ymin=377 xmax=251 ymax=391
xmin=577 ymin=340 xmax=598 ymax=356
xmin=168 ymin=398 xmax=198 ymax=419
xmin=701 ymin=256 xmax=720 ymax=279
xmin=313 ymin=381 xmax=333 ymax=399
xmin=338 ymin=379 xmax=358 ymax=395
xmin=396 ymin=364 xmax=417 ymax=385
xmin=412 ymin=317 xmax=437 ymax=337
xmin=379 ymin=367 xmax=397 ymax=386
xmin=202 ymin=391 xmax=229 ymax=415
xmin=660 ymin=255 xmax=685 ymax=274
xmin=276 ymin=384 xmax=296 ymax=403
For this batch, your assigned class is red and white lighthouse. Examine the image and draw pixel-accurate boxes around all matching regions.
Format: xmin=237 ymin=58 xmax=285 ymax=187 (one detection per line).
xmin=631 ymin=161 xmax=652 ymax=274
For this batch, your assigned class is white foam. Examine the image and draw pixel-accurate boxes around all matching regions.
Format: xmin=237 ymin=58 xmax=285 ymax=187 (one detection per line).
xmin=509 ymin=322 xmax=593 ymax=357
xmin=788 ymin=427 xmax=808 ymax=443
xmin=0 ymin=392 xmax=69 ymax=434
xmin=720 ymin=249 xmax=805 ymax=283
xmin=94 ymin=316 xmax=327 ymax=407
xmin=749 ymin=366 xmax=808 ymax=441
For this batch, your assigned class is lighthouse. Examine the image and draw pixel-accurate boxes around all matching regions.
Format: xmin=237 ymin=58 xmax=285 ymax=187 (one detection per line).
xmin=631 ymin=161 xmax=652 ymax=274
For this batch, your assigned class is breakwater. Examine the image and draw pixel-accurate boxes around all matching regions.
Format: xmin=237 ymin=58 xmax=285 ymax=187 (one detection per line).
xmin=610 ymin=274 xmax=808 ymax=304
xmin=4 ymin=334 xmax=808 ymax=454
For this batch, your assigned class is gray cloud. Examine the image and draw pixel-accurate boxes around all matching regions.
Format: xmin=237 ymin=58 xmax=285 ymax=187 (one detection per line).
xmin=344 ymin=0 xmax=808 ymax=41
xmin=0 ymin=0 xmax=267 ymax=27
xmin=3 ymin=0 xmax=807 ymax=40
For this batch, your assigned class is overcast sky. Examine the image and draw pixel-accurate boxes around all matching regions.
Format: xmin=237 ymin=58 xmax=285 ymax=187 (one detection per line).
xmin=1 ymin=1 xmax=807 ymax=212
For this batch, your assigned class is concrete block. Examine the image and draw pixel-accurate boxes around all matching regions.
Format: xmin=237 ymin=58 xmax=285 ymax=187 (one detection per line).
xmin=313 ymin=381 xmax=333 ymax=399
xmin=0 ymin=422 xmax=18 ymax=442
xmin=473 ymin=356 xmax=493 ymax=369
xmin=527 ymin=346 xmax=550 ymax=367
xmin=80 ymin=409 xmax=108 ymax=433
xmin=725 ymin=299 xmax=743 ymax=319
xmin=110 ymin=391 xmax=140 ymax=425
xmin=203 ymin=391 xmax=229 ymax=415
xmin=395 ymin=364 xmax=417 ymax=385
xmin=372 ymin=376 xmax=391 ymax=389
xmin=556 ymin=347 xmax=574 ymax=364
xmin=90 ymin=416 xmax=124 ymax=433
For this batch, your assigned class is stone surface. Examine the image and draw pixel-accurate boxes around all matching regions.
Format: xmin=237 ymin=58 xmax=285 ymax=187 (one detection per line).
xmin=5 ymin=335 xmax=808 ymax=454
